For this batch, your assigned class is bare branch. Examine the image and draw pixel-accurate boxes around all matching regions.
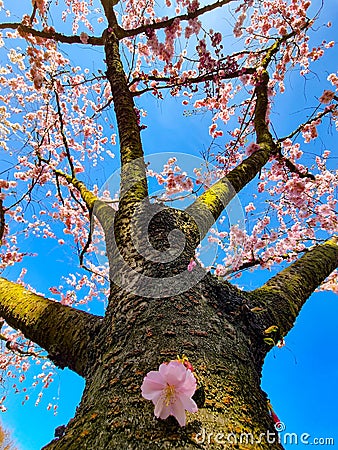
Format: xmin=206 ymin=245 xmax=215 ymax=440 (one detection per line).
xmin=278 ymin=103 xmax=338 ymax=142
xmin=54 ymin=88 xmax=76 ymax=178
xmin=79 ymin=210 xmax=94 ymax=266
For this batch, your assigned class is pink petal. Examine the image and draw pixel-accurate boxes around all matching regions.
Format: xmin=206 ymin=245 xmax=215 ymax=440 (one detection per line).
xmin=162 ymin=361 xmax=186 ymax=385
xmin=179 ymin=394 xmax=198 ymax=413
xmin=154 ymin=396 xmax=170 ymax=419
xmin=141 ymin=372 xmax=165 ymax=401
xmin=171 ymin=397 xmax=187 ymax=426
xmin=141 ymin=386 xmax=163 ymax=403
xmin=145 ymin=370 xmax=165 ymax=385
xmin=158 ymin=362 xmax=170 ymax=378
xmin=177 ymin=372 xmax=196 ymax=397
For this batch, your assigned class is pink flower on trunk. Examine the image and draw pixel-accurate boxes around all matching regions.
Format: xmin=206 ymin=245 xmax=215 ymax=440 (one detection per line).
xmin=187 ymin=258 xmax=196 ymax=272
xmin=141 ymin=360 xmax=198 ymax=426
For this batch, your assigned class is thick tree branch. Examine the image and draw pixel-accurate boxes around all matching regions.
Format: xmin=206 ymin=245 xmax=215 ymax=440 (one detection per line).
xmin=103 ymin=23 xmax=149 ymax=207
xmin=252 ymin=236 xmax=338 ymax=341
xmin=186 ymin=68 xmax=276 ymax=241
xmin=0 ymin=23 xmax=104 ymax=45
xmin=0 ymin=277 xmax=103 ymax=376
xmin=55 ymin=170 xmax=115 ymax=233
xmin=100 ymin=0 xmax=119 ymax=28
xmin=185 ymin=148 xmax=272 ymax=240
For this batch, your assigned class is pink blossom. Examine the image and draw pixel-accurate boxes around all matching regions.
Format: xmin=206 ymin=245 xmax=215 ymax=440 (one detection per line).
xmin=245 ymin=202 xmax=256 ymax=212
xmin=246 ymin=142 xmax=261 ymax=156
xmin=80 ymin=32 xmax=89 ymax=44
xmin=141 ymin=360 xmax=198 ymax=426
xmin=318 ymin=90 xmax=335 ymax=104
xmin=187 ymin=258 xmax=196 ymax=272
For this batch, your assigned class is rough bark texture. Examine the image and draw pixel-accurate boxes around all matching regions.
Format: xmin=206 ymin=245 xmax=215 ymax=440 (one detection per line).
xmin=42 ymin=274 xmax=283 ymax=450
xmin=0 ymin=278 xmax=102 ymax=376
xmin=37 ymin=226 xmax=337 ymax=450
xmin=104 ymin=30 xmax=148 ymax=208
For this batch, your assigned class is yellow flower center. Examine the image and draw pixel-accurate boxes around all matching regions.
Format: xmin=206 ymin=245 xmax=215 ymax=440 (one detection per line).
xmin=164 ymin=384 xmax=176 ymax=406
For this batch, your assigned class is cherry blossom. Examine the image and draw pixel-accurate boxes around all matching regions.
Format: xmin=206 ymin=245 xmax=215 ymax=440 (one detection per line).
xmin=141 ymin=360 xmax=198 ymax=426
xmin=319 ymin=90 xmax=335 ymax=104
xmin=187 ymin=258 xmax=196 ymax=272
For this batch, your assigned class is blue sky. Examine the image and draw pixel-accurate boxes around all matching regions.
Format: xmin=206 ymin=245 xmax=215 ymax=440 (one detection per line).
xmin=0 ymin=1 xmax=338 ymax=449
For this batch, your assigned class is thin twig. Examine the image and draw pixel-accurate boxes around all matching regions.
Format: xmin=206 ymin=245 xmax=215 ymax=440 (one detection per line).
xmin=54 ymin=88 xmax=75 ymax=178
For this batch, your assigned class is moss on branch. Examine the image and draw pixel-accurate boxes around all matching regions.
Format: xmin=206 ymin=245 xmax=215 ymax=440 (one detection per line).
xmin=55 ymin=170 xmax=115 ymax=232
xmin=104 ymin=29 xmax=148 ymax=208
xmin=185 ymin=147 xmax=271 ymax=240
xmin=252 ymin=237 xmax=338 ymax=337
xmin=0 ymin=278 xmax=102 ymax=376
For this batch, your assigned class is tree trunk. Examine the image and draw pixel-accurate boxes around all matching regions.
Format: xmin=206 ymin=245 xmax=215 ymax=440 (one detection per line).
xmin=42 ymin=273 xmax=282 ymax=450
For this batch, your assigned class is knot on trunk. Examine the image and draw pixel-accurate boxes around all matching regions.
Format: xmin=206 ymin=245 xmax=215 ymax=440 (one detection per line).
xmin=106 ymin=204 xmax=206 ymax=298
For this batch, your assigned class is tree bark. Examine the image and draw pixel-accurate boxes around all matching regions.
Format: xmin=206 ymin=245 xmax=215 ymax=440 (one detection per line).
xmin=37 ymin=234 xmax=337 ymax=450
xmin=0 ymin=278 xmax=102 ymax=376
xmin=42 ymin=274 xmax=283 ymax=450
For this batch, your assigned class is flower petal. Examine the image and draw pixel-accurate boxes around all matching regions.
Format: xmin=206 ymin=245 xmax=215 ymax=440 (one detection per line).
xmin=177 ymin=371 xmax=197 ymax=397
xmin=141 ymin=371 xmax=165 ymax=401
xmin=154 ymin=396 xmax=170 ymax=419
xmin=171 ymin=397 xmax=187 ymax=426
xmin=179 ymin=394 xmax=198 ymax=413
xmin=142 ymin=360 xmax=198 ymax=426
xmin=162 ymin=361 xmax=186 ymax=385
